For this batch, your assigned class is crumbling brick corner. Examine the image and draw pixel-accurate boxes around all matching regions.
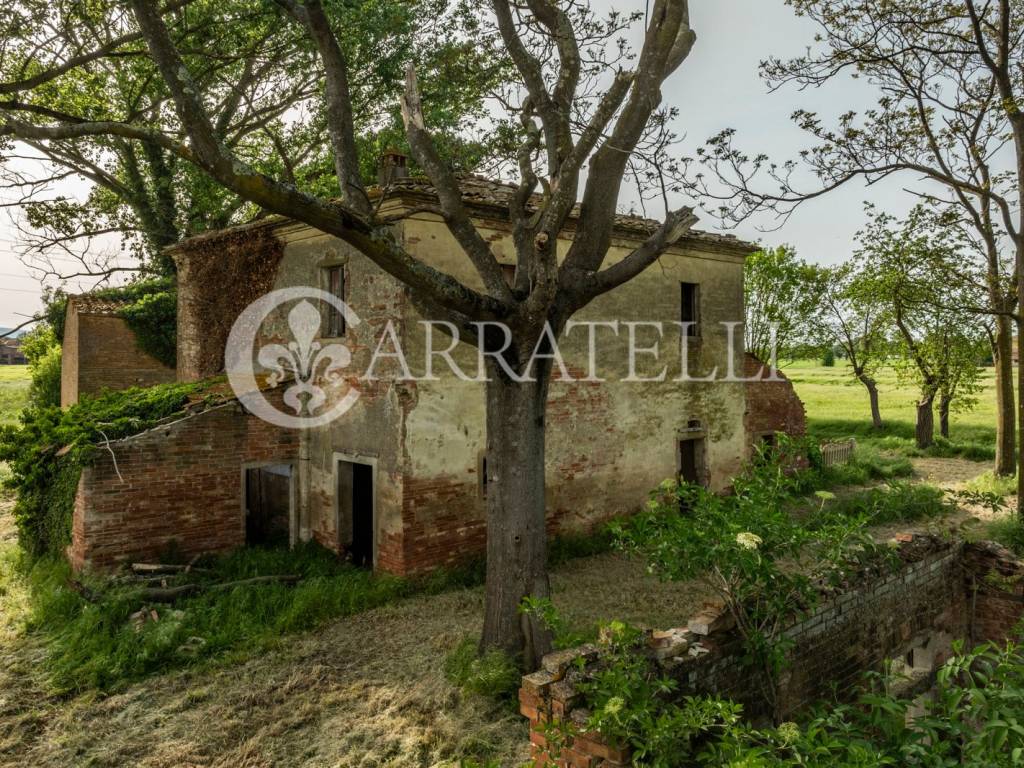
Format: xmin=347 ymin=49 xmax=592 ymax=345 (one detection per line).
xmin=744 ymin=353 xmax=807 ymax=451
xmin=521 ymin=534 xmax=1024 ymax=767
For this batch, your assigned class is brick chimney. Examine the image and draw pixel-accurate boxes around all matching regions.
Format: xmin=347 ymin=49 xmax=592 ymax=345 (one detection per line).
xmin=378 ymin=149 xmax=408 ymax=186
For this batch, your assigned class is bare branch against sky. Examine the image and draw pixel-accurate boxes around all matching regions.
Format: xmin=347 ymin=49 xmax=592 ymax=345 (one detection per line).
xmin=0 ymin=0 xmax=918 ymax=328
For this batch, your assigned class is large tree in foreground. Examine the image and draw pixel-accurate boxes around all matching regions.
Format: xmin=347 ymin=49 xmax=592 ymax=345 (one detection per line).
xmin=0 ymin=0 xmax=699 ymax=664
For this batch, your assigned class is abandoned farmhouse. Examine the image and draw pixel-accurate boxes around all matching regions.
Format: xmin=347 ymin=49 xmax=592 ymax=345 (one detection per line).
xmin=66 ymin=175 xmax=806 ymax=575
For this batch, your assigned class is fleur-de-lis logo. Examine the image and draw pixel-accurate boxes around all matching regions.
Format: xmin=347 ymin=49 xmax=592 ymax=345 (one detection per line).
xmin=225 ymin=287 xmax=362 ymax=429
xmin=257 ymin=301 xmax=351 ymax=416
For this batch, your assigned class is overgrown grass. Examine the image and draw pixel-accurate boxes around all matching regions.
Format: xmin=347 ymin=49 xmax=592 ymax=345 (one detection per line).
xmin=443 ymin=638 xmax=520 ymax=702
xmin=786 ymin=359 xmax=1000 ymax=462
xmin=0 ymin=522 xmax=622 ymax=694
xmin=6 ymin=543 xmax=491 ymax=693
xmin=816 ymin=444 xmax=914 ymax=487
xmin=825 ymin=481 xmax=954 ymax=526
xmin=965 ymin=470 xmax=1019 ymax=498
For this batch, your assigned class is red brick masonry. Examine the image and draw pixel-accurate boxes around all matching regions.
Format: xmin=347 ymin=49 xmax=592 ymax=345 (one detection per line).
xmin=521 ymin=535 xmax=1024 ymax=767
xmin=70 ymin=400 xmax=298 ymax=570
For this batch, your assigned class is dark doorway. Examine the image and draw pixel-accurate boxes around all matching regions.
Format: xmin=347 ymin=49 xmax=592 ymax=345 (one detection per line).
xmin=338 ymin=459 xmax=374 ymax=568
xmin=245 ymin=465 xmax=292 ymax=546
xmin=678 ymin=438 xmax=704 ymax=485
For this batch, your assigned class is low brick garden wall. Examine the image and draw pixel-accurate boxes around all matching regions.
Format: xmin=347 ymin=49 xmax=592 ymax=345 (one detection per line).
xmin=520 ymin=534 xmax=1024 ymax=767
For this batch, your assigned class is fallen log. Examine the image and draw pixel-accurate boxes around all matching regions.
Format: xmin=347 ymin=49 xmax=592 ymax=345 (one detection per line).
xmin=131 ymin=563 xmax=209 ymax=575
xmin=140 ymin=575 xmax=300 ymax=603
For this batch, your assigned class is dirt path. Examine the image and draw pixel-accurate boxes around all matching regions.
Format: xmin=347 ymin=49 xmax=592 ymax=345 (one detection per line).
xmin=910 ymin=457 xmax=990 ymax=488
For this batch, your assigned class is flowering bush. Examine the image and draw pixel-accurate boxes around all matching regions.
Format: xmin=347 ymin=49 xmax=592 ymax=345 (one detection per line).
xmin=612 ymin=437 xmax=895 ymax=720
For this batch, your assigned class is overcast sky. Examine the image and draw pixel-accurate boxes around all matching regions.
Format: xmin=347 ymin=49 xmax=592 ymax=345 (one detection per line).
xmin=0 ymin=0 xmax=920 ymax=329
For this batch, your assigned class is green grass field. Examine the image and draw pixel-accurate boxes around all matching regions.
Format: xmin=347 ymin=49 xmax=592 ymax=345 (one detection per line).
xmin=785 ymin=360 xmax=1000 ymax=461
xmin=0 ymin=365 xmax=29 ymax=428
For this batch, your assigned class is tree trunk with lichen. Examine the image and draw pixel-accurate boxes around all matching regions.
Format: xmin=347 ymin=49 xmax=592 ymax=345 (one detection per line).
xmin=480 ymin=359 xmax=554 ymax=668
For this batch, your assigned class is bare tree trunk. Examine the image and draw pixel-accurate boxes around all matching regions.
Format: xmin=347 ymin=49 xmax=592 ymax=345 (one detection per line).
xmin=939 ymin=394 xmax=951 ymax=439
xmin=857 ymin=372 xmax=883 ymax=429
xmin=993 ymin=315 xmax=1017 ymax=476
xmin=916 ymin=394 xmax=935 ymax=450
xmin=480 ymin=363 xmax=554 ymax=669
xmin=1017 ymin=313 xmax=1024 ymax=521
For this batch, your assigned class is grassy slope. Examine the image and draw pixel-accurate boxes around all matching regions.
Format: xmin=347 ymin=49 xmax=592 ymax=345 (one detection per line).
xmin=785 ymin=360 xmax=1000 ymax=459
xmin=0 ymin=365 xmax=29 ymax=429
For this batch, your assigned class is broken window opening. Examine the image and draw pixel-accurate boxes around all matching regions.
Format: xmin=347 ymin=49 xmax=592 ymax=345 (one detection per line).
xmin=681 ymin=282 xmax=701 ymax=339
xmin=323 ymin=264 xmax=346 ymax=337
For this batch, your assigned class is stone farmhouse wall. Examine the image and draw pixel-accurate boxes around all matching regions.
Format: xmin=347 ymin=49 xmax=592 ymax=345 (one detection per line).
xmin=61 ymin=298 xmax=176 ymax=408
xmin=163 ymin=202 xmax=805 ymax=577
xmin=521 ymin=535 xmax=1024 ymax=767
xmin=69 ymin=395 xmax=299 ymax=570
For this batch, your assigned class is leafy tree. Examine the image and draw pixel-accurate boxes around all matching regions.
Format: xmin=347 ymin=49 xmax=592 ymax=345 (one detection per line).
xmin=853 ymin=209 xmax=986 ymax=448
xmin=744 ymin=246 xmax=825 ymax=365
xmin=1 ymin=0 xmax=504 ymax=281
xmin=687 ymin=0 xmax=1024 ymax=492
xmin=814 ymin=264 xmax=890 ymax=428
xmin=19 ymin=324 xmax=61 ymax=408
xmin=0 ymin=0 xmax=701 ymax=664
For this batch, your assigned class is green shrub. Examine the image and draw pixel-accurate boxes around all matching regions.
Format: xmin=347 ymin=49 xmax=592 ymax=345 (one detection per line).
xmin=703 ymin=640 xmax=1024 ymax=767
xmin=829 ymin=481 xmax=953 ymax=525
xmin=443 ymin=638 xmax=520 ymax=701
xmin=20 ymin=325 xmax=62 ymax=409
xmin=571 ymin=620 xmax=741 ymax=764
xmin=821 ymin=348 xmax=835 ymax=367
xmin=982 ymin=517 xmax=1024 ymax=557
xmin=614 ymin=446 xmax=895 ymax=718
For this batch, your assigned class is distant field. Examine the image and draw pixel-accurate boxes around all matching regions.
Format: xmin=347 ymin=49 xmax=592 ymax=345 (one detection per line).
xmin=0 ymin=365 xmax=29 ymax=427
xmin=785 ymin=359 xmax=1000 ymax=459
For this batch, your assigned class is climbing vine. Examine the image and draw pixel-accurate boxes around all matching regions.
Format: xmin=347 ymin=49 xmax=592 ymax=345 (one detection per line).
xmin=46 ymin=277 xmax=178 ymax=368
xmin=0 ymin=380 xmax=218 ymax=557
xmin=175 ymin=224 xmax=285 ymax=377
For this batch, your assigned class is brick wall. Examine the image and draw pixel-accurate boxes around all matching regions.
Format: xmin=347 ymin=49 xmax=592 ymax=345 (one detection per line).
xmin=744 ymin=353 xmax=807 ymax=452
xmin=61 ymin=307 xmax=176 ymax=407
xmin=70 ymin=396 xmax=299 ymax=570
xmin=521 ymin=535 xmax=1024 ymax=767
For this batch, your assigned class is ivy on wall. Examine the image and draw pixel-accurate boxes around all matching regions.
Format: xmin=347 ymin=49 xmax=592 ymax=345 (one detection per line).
xmin=47 ymin=277 xmax=178 ymax=368
xmin=0 ymin=380 xmax=219 ymax=557
xmin=175 ymin=224 xmax=285 ymax=377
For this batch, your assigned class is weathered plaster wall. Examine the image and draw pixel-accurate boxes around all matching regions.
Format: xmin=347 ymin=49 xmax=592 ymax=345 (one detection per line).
xmin=60 ymin=304 xmax=176 ymax=408
xmin=160 ymin=202 xmax=773 ymax=576
xmin=395 ymin=213 xmax=751 ymax=573
xmin=260 ymin=227 xmax=410 ymax=571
